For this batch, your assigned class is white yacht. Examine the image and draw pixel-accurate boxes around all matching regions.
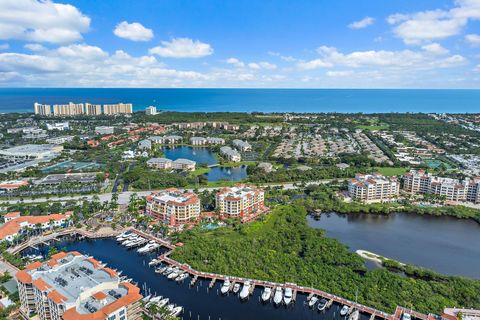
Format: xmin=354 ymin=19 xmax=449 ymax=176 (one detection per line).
xmin=283 ymin=287 xmax=293 ymax=305
xmin=239 ymin=281 xmax=251 ymax=300
xmin=308 ymin=296 xmax=318 ymax=308
xmin=221 ymin=278 xmax=231 ymax=294
xmin=273 ymin=287 xmax=283 ymax=305
xmin=168 ymin=269 xmax=181 ymax=280
xmin=317 ymin=298 xmax=328 ymax=311
xmin=148 ymin=259 xmax=159 ymax=267
xmin=340 ymin=305 xmax=350 ymax=316
xmin=175 ymin=273 xmax=189 ymax=282
xmin=157 ymin=297 xmax=169 ymax=308
xmin=170 ymin=306 xmax=183 ymax=317
xmin=232 ymin=283 xmax=241 ymax=294
xmin=349 ymin=310 xmax=359 ymax=320
xmin=261 ymin=287 xmax=272 ymax=302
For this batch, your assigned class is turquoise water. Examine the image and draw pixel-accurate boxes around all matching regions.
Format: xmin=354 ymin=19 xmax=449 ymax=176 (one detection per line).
xmin=1 ymin=88 xmax=480 ymax=113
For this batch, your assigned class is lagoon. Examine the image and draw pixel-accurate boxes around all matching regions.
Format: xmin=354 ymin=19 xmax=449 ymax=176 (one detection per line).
xmin=204 ymin=165 xmax=248 ymax=182
xmin=162 ymin=146 xmax=217 ymax=165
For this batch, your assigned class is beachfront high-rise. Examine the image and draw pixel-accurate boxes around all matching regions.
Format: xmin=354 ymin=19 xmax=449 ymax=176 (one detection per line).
xmin=34 ymin=102 xmax=133 ymax=116
xmin=145 ymin=188 xmax=201 ymax=226
xmin=103 ymin=103 xmax=133 ymax=115
xmin=34 ymin=103 xmax=52 ymax=116
xmin=85 ymin=103 xmax=102 ymax=115
xmin=53 ymin=102 xmax=85 ymax=116
xmin=15 ymin=251 xmax=143 ymax=320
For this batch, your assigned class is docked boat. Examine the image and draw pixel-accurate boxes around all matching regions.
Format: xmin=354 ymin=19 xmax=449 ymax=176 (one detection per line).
xmin=175 ymin=273 xmax=189 ymax=282
xmin=148 ymin=259 xmax=159 ymax=267
xmin=146 ymin=296 xmax=162 ymax=307
xmin=232 ymin=283 xmax=241 ymax=294
xmin=317 ymin=298 xmax=328 ymax=311
xmin=165 ymin=304 xmax=175 ymax=313
xmin=340 ymin=305 xmax=350 ymax=316
xmin=349 ymin=310 xmax=359 ymax=320
xmin=220 ymin=278 xmax=231 ymax=294
xmin=239 ymin=281 xmax=251 ymax=300
xmin=283 ymin=287 xmax=293 ymax=306
xmin=308 ymin=296 xmax=318 ymax=308
xmin=261 ymin=287 xmax=272 ymax=302
xmin=273 ymin=287 xmax=283 ymax=305
xmin=137 ymin=242 xmax=159 ymax=253
xmin=157 ymin=297 xmax=169 ymax=308
xmin=168 ymin=269 xmax=181 ymax=280
xmin=163 ymin=266 xmax=175 ymax=275
xmin=155 ymin=266 xmax=167 ymax=274
xmin=170 ymin=306 xmax=183 ymax=317
xmin=142 ymin=294 xmax=151 ymax=303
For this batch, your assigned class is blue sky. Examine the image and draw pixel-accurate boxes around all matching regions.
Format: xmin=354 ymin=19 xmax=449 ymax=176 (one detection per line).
xmin=0 ymin=0 xmax=480 ymax=88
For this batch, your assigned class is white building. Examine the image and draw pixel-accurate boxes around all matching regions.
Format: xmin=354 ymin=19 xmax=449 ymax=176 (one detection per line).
xmin=103 ymin=103 xmax=133 ymax=115
xmin=145 ymin=106 xmax=157 ymax=115
xmin=95 ymin=126 xmax=114 ymax=135
xmin=190 ymin=137 xmax=207 ymax=145
xmin=0 ymin=144 xmax=63 ymax=160
xmin=146 ymin=158 xmax=172 ymax=169
xmin=34 ymin=103 xmax=52 ymax=116
xmin=232 ymin=139 xmax=252 ymax=151
xmin=216 ymin=185 xmax=265 ymax=216
xmin=220 ymin=146 xmax=241 ymax=162
xmin=146 ymin=189 xmax=201 ymax=226
xmin=172 ymin=158 xmax=196 ymax=171
xmin=348 ymin=173 xmax=400 ymax=203
xmin=206 ymin=137 xmax=225 ymax=145
xmin=46 ymin=122 xmax=70 ymax=131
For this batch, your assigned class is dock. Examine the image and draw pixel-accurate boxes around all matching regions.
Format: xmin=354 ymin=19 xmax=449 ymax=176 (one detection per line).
xmin=208 ymin=278 xmax=216 ymax=289
xmin=190 ymin=275 xmax=198 ymax=286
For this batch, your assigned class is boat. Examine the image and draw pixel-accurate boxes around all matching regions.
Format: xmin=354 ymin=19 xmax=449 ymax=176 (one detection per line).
xmin=317 ymin=298 xmax=328 ymax=311
xmin=349 ymin=310 xmax=359 ymax=320
xmin=308 ymin=296 xmax=318 ymax=308
xmin=155 ymin=266 xmax=167 ymax=274
xmin=261 ymin=287 xmax=272 ymax=302
xmin=142 ymin=294 xmax=151 ymax=303
xmin=146 ymin=296 xmax=162 ymax=307
xmin=168 ymin=270 xmax=181 ymax=280
xmin=402 ymin=313 xmax=412 ymax=320
xmin=239 ymin=281 xmax=251 ymax=299
xmin=283 ymin=287 xmax=293 ymax=305
xmin=138 ymin=242 xmax=158 ymax=253
xmin=170 ymin=306 xmax=183 ymax=317
xmin=220 ymin=278 xmax=231 ymax=294
xmin=163 ymin=266 xmax=175 ymax=275
xmin=165 ymin=304 xmax=175 ymax=313
xmin=273 ymin=287 xmax=283 ymax=305
xmin=148 ymin=259 xmax=159 ymax=267
xmin=340 ymin=305 xmax=350 ymax=316
xmin=157 ymin=297 xmax=169 ymax=308
xmin=232 ymin=283 xmax=241 ymax=294
xmin=175 ymin=273 xmax=189 ymax=282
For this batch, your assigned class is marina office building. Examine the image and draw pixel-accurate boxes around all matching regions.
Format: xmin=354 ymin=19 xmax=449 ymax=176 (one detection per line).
xmin=216 ymin=185 xmax=265 ymax=216
xmin=403 ymin=170 xmax=480 ymax=203
xmin=15 ymin=251 xmax=142 ymax=320
xmin=348 ymin=173 xmax=400 ymax=203
xmin=146 ymin=188 xmax=201 ymax=226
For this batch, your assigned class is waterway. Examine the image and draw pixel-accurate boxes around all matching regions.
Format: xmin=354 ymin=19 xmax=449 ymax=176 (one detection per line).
xmin=25 ymin=238 xmax=371 ymax=320
xmin=307 ymin=212 xmax=480 ymax=279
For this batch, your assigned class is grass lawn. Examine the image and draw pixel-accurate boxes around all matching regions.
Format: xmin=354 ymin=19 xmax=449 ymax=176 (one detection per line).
xmin=374 ymin=167 xmax=407 ymax=176
xmin=356 ymin=124 xmax=389 ymax=130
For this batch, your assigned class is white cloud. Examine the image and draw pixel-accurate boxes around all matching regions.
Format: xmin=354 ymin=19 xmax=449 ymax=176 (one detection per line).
xmin=465 ymin=33 xmax=480 ymax=46
xmin=248 ymin=62 xmax=277 ymax=70
xmin=388 ymin=0 xmax=480 ymax=44
xmin=24 ymin=43 xmax=46 ymax=52
xmin=421 ymin=43 xmax=449 ymax=55
xmin=0 ymin=44 xmax=9 ymax=50
xmin=297 ymin=59 xmax=333 ymax=70
xmin=326 ymin=70 xmax=354 ymax=77
xmin=226 ymin=57 xmax=244 ymax=67
xmin=57 ymin=44 xmax=108 ymax=60
xmin=0 ymin=0 xmax=90 ymax=44
xmin=149 ymin=38 xmax=213 ymax=58
xmin=348 ymin=17 xmax=375 ymax=29
xmin=113 ymin=21 xmax=153 ymax=42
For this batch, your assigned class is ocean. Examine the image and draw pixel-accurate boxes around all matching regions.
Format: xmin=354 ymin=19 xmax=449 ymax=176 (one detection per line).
xmin=0 ymin=88 xmax=479 ymax=114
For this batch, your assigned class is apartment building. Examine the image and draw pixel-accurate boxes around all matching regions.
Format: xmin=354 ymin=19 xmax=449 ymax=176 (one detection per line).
xmin=220 ymin=146 xmax=241 ymax=162
xmin=348 ymin=173 xmax=400 ymax=203
xmin=190 ymin=137 xmax=207 ymax=145
xmin=95 ymin=126 xmax=114 ymax=135
xmin=171 ymin=158 xmax=196 ymax=171
xmin=216 ymin=185 xmax=265 ymax=216
xmin=146 ymin=188 xmax=201 ymax=225
xmin=34 ymin=103 xmax=52 ymax=116
xmin=146 ymin=158 xmax=172 ymax=169
xmin=403 ymin=170 xmax=480 ymax=203
xmin=232 ymin=139 xmax=252 ymax=151
xmin=53 ymin=102 xmax=85 ymax=116
xmin=15 ymin=251 xmax=142 ymax=320
xmin=103 ymin=103 xmax=133 ymax=115
xmin=145 ymin=106 xmax=157 ymax=115
xmin=0 ymin=212 xmax=72 ymax=242
xmin=85 ymin=103 xmax=102 ymax=115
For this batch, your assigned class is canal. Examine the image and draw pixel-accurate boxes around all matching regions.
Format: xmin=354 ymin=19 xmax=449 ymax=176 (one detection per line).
xmin=28 ymin=237 xmax=371 ymax=320
xmin=308 ymin=212 xmax=480 ymax=279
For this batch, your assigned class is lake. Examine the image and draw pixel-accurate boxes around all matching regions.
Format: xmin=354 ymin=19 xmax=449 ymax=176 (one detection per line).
xmin=307 ymin=212 xmax=480 ymax=279
xmin=162 ymin=146 xmax=217 ymax=165
xmin=205 ymin=165 xmax=248 ymax=182
xmin=27 ymin=238 xmax=371 ymax=320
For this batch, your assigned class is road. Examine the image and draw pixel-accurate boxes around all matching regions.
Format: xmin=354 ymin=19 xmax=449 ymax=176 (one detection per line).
xmin=0 ymin=179 xmax=343 ymax=206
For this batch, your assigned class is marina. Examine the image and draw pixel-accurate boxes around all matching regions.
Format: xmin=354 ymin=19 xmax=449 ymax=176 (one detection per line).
xmin=19 ymin=229 xmax=434 ymax=320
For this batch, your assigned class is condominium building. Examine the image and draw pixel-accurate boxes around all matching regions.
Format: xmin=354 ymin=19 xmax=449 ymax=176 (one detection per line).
xmin=220 ymin=146 xmax=241 ymax=162
xmin=146 ymin=188 xmax=201 ymax=225
xmin=232 ymin=139 xmax=252 ymax=151
xmin=190 ymin=137 xmax=207 ymax=145
xmin=146 ymin=158 xmax=172 ymax=169
xmin=206 ymin=137 xmax=225 ymax=145
xmin=34 ymin=103 xmax=52 ymax=116
xmin=95 ymin=126 xmax=114 ymax=135
xmin=103 ymin=103 xmax=133 ymax=115
xmin=403 ymin=170 xmax=480 ymax=203
xmin=216 ymin=185 xmax=265 ymax=216
xmin=53 ymin=102 xmax=85 ymax=116
xmin=85 ymin=103 xmax=102 ymax=115
xmin=46 ymin=122 xmax=70 ymax=131
xmin=348 ymin=173 xmax=400 ymax=203
xmin=171 ymin=158 xmax=196 ymax=171
xmin=145 ymin=106 xmax=157 ymax=115
xmin=15 ymin=251 xmax=142 ymax=320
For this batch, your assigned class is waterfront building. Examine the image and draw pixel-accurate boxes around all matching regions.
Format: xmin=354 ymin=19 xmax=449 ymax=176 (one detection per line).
xmin=149 ymin=136 xmax=164 ymax=144
xmin=145 ymin=106 xmax=157 ymax=115
xmin=46 ymin=122 xmax=70 ymax=131
xmin=206 ymin=137 xmax=225 ymax=145
xmin=190 ymin=137 xmax=207 ymax=145
xmin=172 ymin=158 xmax=196 ymax=171
xmin=348 ymin=173 xmax=400 ymax=203
xmin=103 ymin=103 xmax=133 ymax=115
xmin=53 ymin=102 xmax=85 ymax=117
xmin=95 ymin=126 xmax=114 ymax=135
xmin=15 ymin=251 xmax=142 ymax=320
xmin=137 ymin=139 xmax=152 ymax=151
xmin=34 ymin=103 xmax=52 ymax=116
xmin=220 ymin=146 xmax=241 ymax=162
xmin=232 ymin=139 xmax=252 ymax=151
xmin=0 ymin=212 xmax=72 ymax=242
xmin=85 ymin=103 xmax=102 ymax=115
xmin=216 ymin=185 xmax=265 ymax=216
xmin=163 ymin=135 xmax=182 ymax=144
xmin=403 ymin=170 xmax=480 ymax=203
xmin=146 ymin=157 xmax=172 ymax=169
xmin=146 ymin=188 xmax=201 ymax=225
